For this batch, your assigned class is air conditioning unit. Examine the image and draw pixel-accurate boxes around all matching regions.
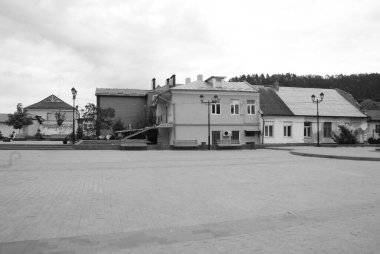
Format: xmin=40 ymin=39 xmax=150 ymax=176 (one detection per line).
xmin=223 ymin=130 xmax=232 ymax=137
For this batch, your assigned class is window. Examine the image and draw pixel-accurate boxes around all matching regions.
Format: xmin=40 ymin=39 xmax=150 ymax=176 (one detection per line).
xmin=245 ymin=131 xmax=255 ymax=137
xmin=231 ymin=131 xmax=240 ymax=140
xmin=284 ymin=123 xmax=292 ymax=137
xmin=211 ymin=102 xmax=221 ymax=115
xmin=323 ymin=122 xmax=332 ymax=138
xmin=212 ymin=131 xmax=221 ymax=145
xmin=264 ymin=125 xmax=273 ymax=137
xmin=376 ymin=125 xmax=380 ymax=134
xmin=304 ymin=122 xmax=311 ymax=137
xmin=247 ymin=100 xmax=256 ymax=115
xmin=230 ymin=100 xmax=240 ymax=115
xmin=46 ymin=113 xmax=52 ymax=120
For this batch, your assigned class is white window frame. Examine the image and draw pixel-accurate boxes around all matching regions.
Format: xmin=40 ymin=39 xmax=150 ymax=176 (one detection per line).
xmin=211 ymin=102 xmax=221 ymax=115
xmin=264 ymin=124 xmax=273 ymax=137
xmin=231 ymin=130 xmax=240 ymax=141
xmin=247 ymin=101 xmax=256 ymax=115
xmin=230 ymin=100 xmax=240 ymax=115
xmin=284 ymin=122 xmax=292 ymax=137
xmin=304 ymin=122 xmax=311 ymax=137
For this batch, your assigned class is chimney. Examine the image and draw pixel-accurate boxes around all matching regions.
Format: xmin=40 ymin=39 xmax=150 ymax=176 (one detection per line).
xmin=170 ymin=74 xmax=176 ymax=87
xmin=185 ymin=78 xmax=191 ymax=84
xmin=197 ymin=74 xmax=203 ymax=81
xmin=166 ymin=78 xmax=170 ymax=86
xmin=152 ymin=78 xmax=156 ymax=90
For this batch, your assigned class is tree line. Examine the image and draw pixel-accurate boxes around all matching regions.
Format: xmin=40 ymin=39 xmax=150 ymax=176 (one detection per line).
xmin=230 ymin=73 xmax=380 ymax=103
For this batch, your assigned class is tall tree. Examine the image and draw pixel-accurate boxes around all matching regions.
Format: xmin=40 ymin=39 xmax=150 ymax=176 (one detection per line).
xmin=55 ymin=111 xmax=66 ymax=127
xmin=230 ymin=73 xmax=380 ymax=102
xmin=82 ymin=103 xmax=115 ymax=135
xmin=6 ymin=103 xmax=33 ymax=133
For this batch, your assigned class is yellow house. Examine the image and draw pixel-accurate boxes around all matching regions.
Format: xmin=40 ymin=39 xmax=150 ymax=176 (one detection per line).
xmin=153 ymin=75 xmax=261 ymax=148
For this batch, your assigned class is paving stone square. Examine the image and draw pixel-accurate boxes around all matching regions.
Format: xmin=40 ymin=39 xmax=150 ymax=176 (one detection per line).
xmin=0 ymin=149 xmax=379 ymax=253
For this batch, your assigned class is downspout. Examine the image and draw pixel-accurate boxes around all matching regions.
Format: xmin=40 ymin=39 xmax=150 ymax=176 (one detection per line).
xmin=259 ymin=110 xmax=265 ymax=144
xmin=262 ymin=117 xmax=265 ymax=144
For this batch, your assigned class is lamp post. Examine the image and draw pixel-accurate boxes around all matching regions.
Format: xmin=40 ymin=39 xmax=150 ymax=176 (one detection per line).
xmin=200 ymin=94 xmax=218 ymax=150
xmin=71 ymin=87 xmax=77 ymax=143
xmin=311 ymin=92 xmax=324 ymax=147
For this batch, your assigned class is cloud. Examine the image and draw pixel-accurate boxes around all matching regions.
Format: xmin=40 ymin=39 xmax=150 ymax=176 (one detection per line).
xmin=0 ymin=0 xmax=380 ymax=112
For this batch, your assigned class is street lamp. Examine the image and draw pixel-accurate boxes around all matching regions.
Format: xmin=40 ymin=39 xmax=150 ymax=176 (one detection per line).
xmin=200 ymin=94 xmax=219 ymax=150
xmin=311 ymin=92 xmax=324 ymax=147
xmin=71 ymin=87 xmax=77 ymax=143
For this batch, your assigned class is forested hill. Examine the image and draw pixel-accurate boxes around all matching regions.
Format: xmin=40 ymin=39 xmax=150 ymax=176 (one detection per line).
xmin=229 ymin=73 xmax=380 ymax=102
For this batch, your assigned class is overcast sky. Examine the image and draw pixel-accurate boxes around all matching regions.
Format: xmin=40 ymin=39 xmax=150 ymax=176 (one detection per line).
xmin=0 ymin=0 xmax=379 ymax=113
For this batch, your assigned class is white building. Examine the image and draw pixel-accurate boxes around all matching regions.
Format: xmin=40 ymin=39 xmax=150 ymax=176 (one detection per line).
xmin=257 ymin=85 xmax=368 ymax=144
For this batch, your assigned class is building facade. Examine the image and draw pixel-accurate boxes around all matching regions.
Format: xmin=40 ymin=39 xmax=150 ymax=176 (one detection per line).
xmin=154 ymin=75 xmax=261 ymax=147
xmin=24 ymin=95 xmax=76 ymax=137
xmin=95 ymin=88 xmax=150 ymax=135
xmin=258 ymin=86 xmax=368 ymax=144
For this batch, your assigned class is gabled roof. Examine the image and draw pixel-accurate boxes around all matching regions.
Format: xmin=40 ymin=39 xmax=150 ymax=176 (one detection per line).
xmin=276 ymin=87 xmax=366 ymax=118
xmin=366 ymin=110 xmax=380 ymax=121
xmin=0 ymin=113 xmax=10 ymax=123
xmin=255 ymin=86 xmax=294 ymax=116
xmin=25 ymin=95 xmax=74 ymax=110
xmin=171 ymin=80 xmax=257 ymax=92
xmin=95 ymin=88 xmax=150 ymax=97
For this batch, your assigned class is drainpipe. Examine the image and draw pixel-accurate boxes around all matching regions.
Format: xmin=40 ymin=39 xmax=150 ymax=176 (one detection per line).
xmin=259 ymin=110 xmax=265 ymax=144
xmin=262 ymin=118 xmax=265 ymax=144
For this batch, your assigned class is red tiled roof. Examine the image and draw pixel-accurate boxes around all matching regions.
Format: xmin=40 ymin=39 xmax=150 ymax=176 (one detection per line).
xmin=0 ymin=113 xmax=10 ymax=123
xmin=25 ymin=95 xmax=74 ymax=110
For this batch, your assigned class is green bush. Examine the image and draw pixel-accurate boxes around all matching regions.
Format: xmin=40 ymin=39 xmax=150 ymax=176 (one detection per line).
xmin=35 ymin=129 xmax=43 ymax=140
xmin=112 ymin=119 xmax=124 ymax=133
xmin=0 ymin=131 xmax=3 ymax=139
xmin=76 ymin=126 xmax=84 ymax=140
xmin=368 ymin=137 xmax=380 ymax=144
xmin=332 ymin=125 xmax=357 ymax=144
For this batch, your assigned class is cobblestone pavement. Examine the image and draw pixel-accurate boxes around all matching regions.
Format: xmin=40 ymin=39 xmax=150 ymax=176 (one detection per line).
xmin=0 ymin=150 xmax=379 ymax=253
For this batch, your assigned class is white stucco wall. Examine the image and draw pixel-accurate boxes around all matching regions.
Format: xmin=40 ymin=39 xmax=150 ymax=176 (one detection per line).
xmin=263 ymin=116 xmax=367 ymax=144
xmin=158 ymin=90 xmax=261 ymax=145
xmin=263 ymin=116 xmax=305 ymax=144
xmin=0 ymin=123 xmax=17 ymax=137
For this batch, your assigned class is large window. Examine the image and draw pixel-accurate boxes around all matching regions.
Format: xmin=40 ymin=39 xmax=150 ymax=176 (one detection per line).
xmin=231 ymin=131 xmax=240 ymax=141
xmin=212 ymin=131 xmax=221 ymax=145
xmin=230 ymin=100 xmax=240 ymax=115
xmin=323 ymin=122 xmax=332 ymax=138
xmin=264 ymin=124 xmax=273 ymax=137
xmin=247 ymin=100 xmax=256 ymax=115
xmin=304 ymin=122 xmax=311 ymax=137
xmin=283 ymin=122 xmax=292 ymax=137
xmin=211 ymin=102 xmax=221 ymax=115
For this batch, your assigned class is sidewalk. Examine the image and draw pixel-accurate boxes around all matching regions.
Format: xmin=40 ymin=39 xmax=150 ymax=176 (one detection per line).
xmin=270 ymin=146 xmax=380 ymax=161
xmin=0 ymin=140 xmax=63 ymax=145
